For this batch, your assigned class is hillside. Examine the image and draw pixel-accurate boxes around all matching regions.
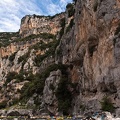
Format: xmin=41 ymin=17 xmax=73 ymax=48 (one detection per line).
xmin=0 ymin=0 xmax=120 ymax=117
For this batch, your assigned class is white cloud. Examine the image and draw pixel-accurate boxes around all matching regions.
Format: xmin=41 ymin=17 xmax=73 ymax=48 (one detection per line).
xmin=0 ymin=0 xmax=43 ymax=32
xmin=0 ymin=0 xmax=72 ymax=32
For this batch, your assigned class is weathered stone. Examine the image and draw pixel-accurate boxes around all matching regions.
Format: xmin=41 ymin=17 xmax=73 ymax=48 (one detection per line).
xmin=42 ymin=70 xmax=61 ymax=114
xmin=20 ymin=13 xmax=65 ymax=37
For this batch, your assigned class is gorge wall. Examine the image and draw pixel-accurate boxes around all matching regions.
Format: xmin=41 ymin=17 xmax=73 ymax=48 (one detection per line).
xmin=0 ymin=0 xmax=120 ymax=117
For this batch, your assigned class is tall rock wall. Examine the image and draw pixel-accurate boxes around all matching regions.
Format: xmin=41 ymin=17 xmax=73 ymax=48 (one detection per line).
xmin=20 ymin=13 xmax=65 ymax=37
xmin=58 ymin=0 xmax=120 ymax=115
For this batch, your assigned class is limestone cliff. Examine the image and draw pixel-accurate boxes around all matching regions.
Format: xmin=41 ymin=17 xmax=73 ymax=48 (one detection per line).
xmin=20 ymin=13 xmax=65 ymax=37
xmin=0 ymin=0 xmax=120 ymax=117
xmin=57 ymin=0 xmax=120 ymax=116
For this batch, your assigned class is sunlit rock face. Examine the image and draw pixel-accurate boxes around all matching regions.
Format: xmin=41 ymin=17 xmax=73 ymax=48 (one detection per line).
xmin=20 ymin=13 xmax=65 ymax=37
xmin=57 ymin=0 xmax=120 ymax=116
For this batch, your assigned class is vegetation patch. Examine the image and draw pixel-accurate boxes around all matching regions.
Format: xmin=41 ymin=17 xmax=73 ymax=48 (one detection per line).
xmin=49 ymin=13 xmax=63 ymax=19
xmin=66 ymin=3 xmax=75 ymax=17
xmin=80 ymin=104 xmax=86 ymax=112
xmin=0 ymin=101 xmax=7 ymax=109
xmin=5 ymin=71 xmax=24 ymax=86
xmin=59 ymin=18 xmax=66 ymax=39
xmin=18 ymin=51 xmax=30 ymax=64
xmin=20 ymin=64 xmax=68 ymax=102
xmin=93 ymin=0 xmax=98 ymax=12
xmin=66 ymin=18 xmax=74 ymax=33
xmin=34 ymin=39 xmax=59 ymax=66
xmin=100 ymin=96 xmax=114 ymax=112
xmin=55 ymin=64 xmax=75 ymax=115
xmin=5 ymin=72 xmax=18 ymax=85
xmin=9 ymin=52 xmax=17 ymax=62
xmin=115 ymin=24 xmax=120 ymax=35
xmin=0 ymin=32 xmax=19 ymax=47
xmin=55 ymin=76 xmax=72 ymax=115
xmin=13 ymin=33 xmax=55 ymax=43
xmin=49 ymin=84 xmax=55 ymax=91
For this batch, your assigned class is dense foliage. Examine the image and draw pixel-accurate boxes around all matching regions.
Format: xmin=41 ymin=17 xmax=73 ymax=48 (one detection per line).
xmin=20 ymin=64 xmax=68 ymax=101
xmin=5 ymin=71 xmax=24 ymax=86
xmin=66 ymin=3 xmax=75 ymax=17
xmin=0 ymin=32 xmax=19 ymax=47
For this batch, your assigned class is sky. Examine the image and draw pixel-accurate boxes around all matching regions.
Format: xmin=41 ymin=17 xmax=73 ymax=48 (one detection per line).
xmin=0 ymin=0 xmax=72 ymax=32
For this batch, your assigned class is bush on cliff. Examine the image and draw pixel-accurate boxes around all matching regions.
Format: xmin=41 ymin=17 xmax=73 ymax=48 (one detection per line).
xmin=34 ymin=39 xmax=59 ymax=66
xmin=0 ymin=101 xmax=7 ymax=109
xmin=9 ymin=52 xmax=17 ymax=62
xmin=55 ymin=76 xmax=72 ymax=115
xmin=66 ymin=18 xmax=74 ymax=33
xmin=66 ymin=3 xmax=75 ymax=17
xmin=100 ymin=96 xmax=114 ymax=112
xmin=20 ymin=64 xmax=68 ymax=102
xmin=5 ymin=72 xmax=18 ymax=85
xmin=5 ymin=71 xmax=24 ymax=86
xmin=93 ymin=0 xmax=98 ymax=12
xmin=115 ymin=24 xmax=120 ymax=35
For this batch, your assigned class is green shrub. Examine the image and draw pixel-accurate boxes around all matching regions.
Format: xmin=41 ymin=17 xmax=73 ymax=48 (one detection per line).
xmin=66 ymin=18 xmax=74 ymax=33
xmin=100 ymin=96 xmax=114 ymax=112
xmin=93 ymin=0 xmax=98 ymax=12
xmin=80 ymin=104 xmax=86 ymax=112
xmin=115 ymin=24 xmax=120 ymax=35
xmin=59 ymin=28 xmax=65 ymax=39
xmin=18 ymin=51 xmax=30 ymax=67
xmin=49 ymin=84 xmax=55 ymax=91
xmin=66 ymin=3 xmax=73 ymax=9
xmin=0 ymin=32 xmax=19 ymax=47
xmin=18 ymin=54 xmax=27 ymax=63
xmin=9 ymin=52 xmax=17 ymax=62
xmin=5 ymin=72 xmax=18 ymax=85
xmin=25 ymin=72 xmax=34 ymax=81
xmin=20 ymin=64 xmax=68 ymax=101
xmin=55 ymin=76 xmax=72 ymax=115
xmin=0 ymin=101 xmax=7 ymax=109
xmin=15 ymin=72 xmax=24 ymax=83
xmin=59 ymin=18 xmax=66 ymax=39
xmin=10 ymin=98 xmax=19 ymax=106
xmin=60 ymin=18 xmax=65 ymax=28
xmin=66 ymin=3 xmax=75 ymax=17
xmin=13 ymin=33 xmax=55 ymax=43
xmin=56 ymin=48 xmax=62 ymax=56
xmin=5 ymin=71 xmax=24 ymax=85
xmin=34 ymin=39 xmax=59 ymax=66
xmin=20 ymin=82 xmax=36 ymax=101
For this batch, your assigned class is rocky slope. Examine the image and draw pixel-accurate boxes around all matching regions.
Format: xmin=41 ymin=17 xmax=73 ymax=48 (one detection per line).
xmin=0 ymin=0 xmax=120 ymax=117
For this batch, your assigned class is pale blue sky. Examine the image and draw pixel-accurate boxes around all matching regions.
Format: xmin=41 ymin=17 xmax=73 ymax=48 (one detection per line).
xmin=0 ymin=0 xmax=72 ymax=32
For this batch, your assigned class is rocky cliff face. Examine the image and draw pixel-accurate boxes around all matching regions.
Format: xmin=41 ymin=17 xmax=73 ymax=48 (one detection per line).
xmin=58 ymin=0 xmax=120 ymax=116
xmin=20 ymin=13 xmax=65 ymax=37
xmin=0 ymin=0 xmax=120 ymax=117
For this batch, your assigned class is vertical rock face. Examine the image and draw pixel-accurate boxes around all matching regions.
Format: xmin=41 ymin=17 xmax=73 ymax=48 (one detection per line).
xmin=58 ymin=0 xmax=120 ymax=115
xmin=20 ymin=13 xmax=65 ymax=37
xmin=43 ymin=70 xmax=61 ymax=114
